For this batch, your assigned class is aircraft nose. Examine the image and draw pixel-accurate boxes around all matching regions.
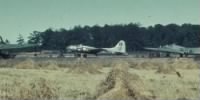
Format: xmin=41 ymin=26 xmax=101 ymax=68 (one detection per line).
xmin=66 ymin=46 xmax=71 ymax=51
xmin=66 ymin=46 xmax=70 ymax=49
xmin=66 ymin=45 xmax=75 ymax=52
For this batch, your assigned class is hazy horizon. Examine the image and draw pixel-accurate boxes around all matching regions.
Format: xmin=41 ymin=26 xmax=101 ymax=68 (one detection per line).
xmin=0 ymin=0 xmax=199 ymax=43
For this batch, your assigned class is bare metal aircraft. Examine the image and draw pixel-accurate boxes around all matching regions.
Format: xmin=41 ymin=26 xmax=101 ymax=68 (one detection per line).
xmin=145 ymin=44 xmax=200 ymax=57
xmin=66 ymin=40 xmax=128 ymax=57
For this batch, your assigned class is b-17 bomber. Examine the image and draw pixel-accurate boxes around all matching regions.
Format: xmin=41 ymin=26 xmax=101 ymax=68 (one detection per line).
xmin=0 ymin=36 xmax=41 ymax=59
xmin=66 ymin=40 xmax=128 ymax=57
xmin=145 ymin=44 xmax=200 ymax=57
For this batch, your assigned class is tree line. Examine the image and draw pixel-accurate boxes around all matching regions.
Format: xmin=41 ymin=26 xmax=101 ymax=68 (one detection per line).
xmin=3 ymin=23 xmax=200 ymax=52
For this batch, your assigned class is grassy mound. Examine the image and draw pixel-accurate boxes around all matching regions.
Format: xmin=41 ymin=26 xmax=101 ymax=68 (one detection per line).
xmin=171 ymin=58 xmax=199 ymax=69
xmin=128 ymin=59 xmax=162 ymax=70
xmin=68 ymin=58 xmax=102 ymax=74
xmin=0 ymin=60 xmax=10 ymax=68
xmin=137 ymin=61 xmax=162 ymax=70
xmin=156 ymin=63 xmax=177 ymax=74
xmin=94 ymin=60 xmax=152 ymax=100
xmin=14 ymin=59 xmax=37 ymax=69
xmin=38 ymin=60 xmax=59 ymax=70
xmin=156 ymin=58 xmax=199 ymax=74
xmin=14 ymin=59 xmax=60 ymax=70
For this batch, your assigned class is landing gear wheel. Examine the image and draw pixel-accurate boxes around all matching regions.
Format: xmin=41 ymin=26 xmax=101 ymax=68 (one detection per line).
xmin=74 ymin=53 xmax=80 ymax=57
xmin=77 ymin=54 xmax=81 ymax=57
xmin=83 ymin=54 xmax=87 ymax=58
xmin=34 ymin=53 xmax=38 ymax=57
xmin=156 ymin=53 xmax=160 ymax=57
xmin=180 ymin=54 xmax=183 ymax=58
xmin=166 ymin=53 xmax=170 ymax=57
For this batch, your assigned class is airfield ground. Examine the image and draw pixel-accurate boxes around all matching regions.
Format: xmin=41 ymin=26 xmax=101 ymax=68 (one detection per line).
xmin=0 ymin=57 xmax=199 ymax=100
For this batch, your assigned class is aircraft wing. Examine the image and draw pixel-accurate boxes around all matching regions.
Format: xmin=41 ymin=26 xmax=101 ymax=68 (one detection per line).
xmin=184 ymin=48 xmax=200 ymax=55
xmin=144 ymin=47 xmax=184 ymax=54
xmin=0 ymin=44 xmax=40 ymax=51
xmin=88 ymin=48 xmax=105 ymax=54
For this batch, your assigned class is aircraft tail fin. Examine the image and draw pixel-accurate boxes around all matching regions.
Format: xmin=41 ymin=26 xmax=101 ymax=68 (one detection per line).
xmin=113 ymin=40 xmax=127 ymax=54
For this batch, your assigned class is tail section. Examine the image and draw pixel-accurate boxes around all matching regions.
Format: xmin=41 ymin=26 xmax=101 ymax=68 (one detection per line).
xmin=113 ymin=40 xmax=127 ymax=54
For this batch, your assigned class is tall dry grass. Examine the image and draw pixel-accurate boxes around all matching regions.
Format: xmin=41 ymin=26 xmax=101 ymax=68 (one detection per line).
xmin=67 ymin=58 xmax=102 ymax=74
xmin=0 ymin=58 xmax=199 ymax=100
xmin=94 ymin=60 xmax=153 ymax=100
xmin=0 ymin=78 xmax=59 ymax=100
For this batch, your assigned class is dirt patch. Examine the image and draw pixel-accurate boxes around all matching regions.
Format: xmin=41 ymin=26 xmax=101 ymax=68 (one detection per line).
xmin=94 ymin=60 xmax=152 ymax=100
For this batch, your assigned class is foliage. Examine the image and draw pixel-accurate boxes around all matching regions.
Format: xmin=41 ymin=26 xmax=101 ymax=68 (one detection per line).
xmin=16 ymin=34 xmax=25 ymax=45
xmin=28 ymin=31 xmax=42 ymax=44
xmin=18 ymin=23 xmax=200 ymax=51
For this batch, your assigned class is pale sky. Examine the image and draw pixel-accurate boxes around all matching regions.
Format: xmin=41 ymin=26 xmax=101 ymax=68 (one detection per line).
xmin=0 ymin=0 xmax=199 ymax=43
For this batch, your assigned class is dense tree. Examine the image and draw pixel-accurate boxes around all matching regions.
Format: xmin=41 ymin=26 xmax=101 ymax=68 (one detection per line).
xmin=4 ymin=39 xmax=10 ymax=44
xmin=16 ymin=34 xmax=25 ymax=45
xmin=28 ymin=31 xmax=42 ymax=44
xmin=26 ymin=23 xmax=200 ymax=51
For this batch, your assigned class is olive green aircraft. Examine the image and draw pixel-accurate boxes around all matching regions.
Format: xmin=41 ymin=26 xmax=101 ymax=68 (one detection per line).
xmin=0 ymin=36 xmax=41 ymax=59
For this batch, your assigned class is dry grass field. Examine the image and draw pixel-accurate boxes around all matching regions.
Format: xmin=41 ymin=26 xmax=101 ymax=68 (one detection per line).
xmin=0 ymin=57 xmax=199 ymax=100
